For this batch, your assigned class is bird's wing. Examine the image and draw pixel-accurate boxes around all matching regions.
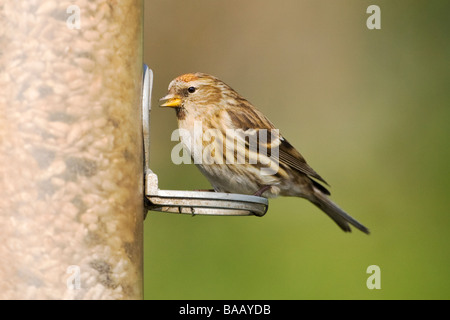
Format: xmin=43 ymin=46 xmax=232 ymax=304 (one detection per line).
xmin=224 ymin=101 xmax=330 ymax=190
xmin=278 ymin=137 xmax=329 ymax=186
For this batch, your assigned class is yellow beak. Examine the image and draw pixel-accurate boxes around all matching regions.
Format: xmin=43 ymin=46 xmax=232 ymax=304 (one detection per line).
xmin=160 ymin=94 xmax=182 ymax=108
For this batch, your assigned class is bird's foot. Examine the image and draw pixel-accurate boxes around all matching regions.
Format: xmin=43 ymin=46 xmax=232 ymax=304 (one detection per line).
xmin=253 ymin=185 xmax=271 ymax=197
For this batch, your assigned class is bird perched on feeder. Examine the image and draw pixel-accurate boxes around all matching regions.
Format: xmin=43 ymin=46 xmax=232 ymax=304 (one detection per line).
xmin=160 ymin=72 xmax=369 ymax=234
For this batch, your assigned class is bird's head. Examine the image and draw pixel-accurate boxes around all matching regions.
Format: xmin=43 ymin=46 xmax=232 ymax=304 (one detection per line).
xmin=159 ymin=73 xmax=229 ymax=117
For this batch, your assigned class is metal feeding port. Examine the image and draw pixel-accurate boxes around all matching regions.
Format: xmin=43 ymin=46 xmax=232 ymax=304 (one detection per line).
xmin=142 ymin=65 xmax=268 ymax=217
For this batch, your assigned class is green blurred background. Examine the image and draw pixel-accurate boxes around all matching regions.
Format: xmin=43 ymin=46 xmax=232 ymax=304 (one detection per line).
xmin=142 ymin=0 xmax=450 ymax=299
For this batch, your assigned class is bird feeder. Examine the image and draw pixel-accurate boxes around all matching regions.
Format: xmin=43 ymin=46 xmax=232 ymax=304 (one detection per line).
xmin=142 ymin=66 xmax=268 ymax=217
xmin=0 ymin=1 xmax=143 ymax=299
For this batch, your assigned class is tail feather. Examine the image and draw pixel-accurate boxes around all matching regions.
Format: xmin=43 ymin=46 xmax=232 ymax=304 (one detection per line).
xmin=311 ymin=189 xmax=369 ymax=234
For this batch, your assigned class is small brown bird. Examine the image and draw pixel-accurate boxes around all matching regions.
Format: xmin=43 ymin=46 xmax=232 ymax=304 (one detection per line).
xmin=160 ymin=72 xmax=369 ymax=234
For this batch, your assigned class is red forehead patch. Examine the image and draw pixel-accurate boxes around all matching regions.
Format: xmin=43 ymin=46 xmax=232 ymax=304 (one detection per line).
xmin=176 ymin=73 xmax=199 ymax=83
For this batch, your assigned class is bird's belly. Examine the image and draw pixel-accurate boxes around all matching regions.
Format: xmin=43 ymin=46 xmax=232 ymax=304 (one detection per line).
xmin=176 ymin=123 xmax=284 ymax=197
xmin=195 ymin=163 xmax=281 ymax=197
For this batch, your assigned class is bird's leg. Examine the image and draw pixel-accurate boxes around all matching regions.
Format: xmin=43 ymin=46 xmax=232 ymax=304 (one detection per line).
xmin=253 ymin=185 xmax=271 ymax=197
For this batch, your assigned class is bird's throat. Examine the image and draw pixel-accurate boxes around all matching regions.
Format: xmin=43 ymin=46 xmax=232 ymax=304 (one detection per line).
xmin=175 ymin=107 xmax=186 ymax=121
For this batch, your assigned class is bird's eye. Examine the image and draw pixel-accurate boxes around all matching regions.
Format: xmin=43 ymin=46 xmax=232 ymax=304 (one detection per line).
xmin=187 ymin=86 xmax=196 ymax=93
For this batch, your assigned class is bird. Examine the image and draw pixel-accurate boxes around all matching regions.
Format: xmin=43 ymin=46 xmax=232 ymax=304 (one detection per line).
xmin=160 ymin=72 xmax=369 ymax=234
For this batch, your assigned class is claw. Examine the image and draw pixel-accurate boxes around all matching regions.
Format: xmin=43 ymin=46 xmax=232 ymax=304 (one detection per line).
xmin=253 ymin=185 xmax=271 ymax=197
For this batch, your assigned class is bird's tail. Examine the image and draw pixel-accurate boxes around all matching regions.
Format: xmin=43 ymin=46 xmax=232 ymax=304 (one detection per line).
xmin=310 ymin=188 xmax=370 ymax=234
